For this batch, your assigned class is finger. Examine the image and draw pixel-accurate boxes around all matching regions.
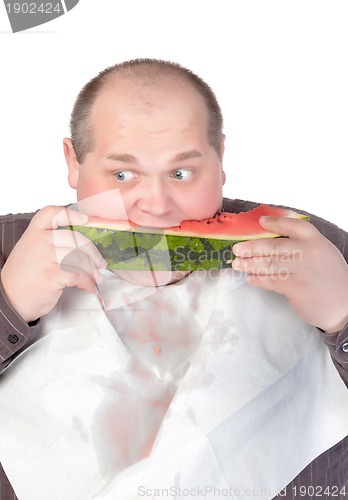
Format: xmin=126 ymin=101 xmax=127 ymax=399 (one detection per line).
xmin=54 ymin=247 xmax=104 ymax=282
xmin=58 ymin=270 xmax=100 ymax=294
xmin=30 ymin=206 xmax=88 ymax=231
xmin=258 ymin=216 xmax=317 ymax=240
xmin=232 ymin=255 xmax=299 ymax=276
xmin=233 ymin=237 xmax=304 ymax=259
xmin=52 ymin=230 xmax=107 ymax=269
xmin=245 ymin=272 xmax=296 ymax=295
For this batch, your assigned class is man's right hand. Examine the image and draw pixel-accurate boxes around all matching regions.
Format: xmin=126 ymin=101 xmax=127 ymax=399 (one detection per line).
xmin=1 ymin=206 xmax=107 ymax=323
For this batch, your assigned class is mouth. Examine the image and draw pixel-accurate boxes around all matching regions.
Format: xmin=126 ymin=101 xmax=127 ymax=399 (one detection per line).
xmin=130 ymin=219 xmax=182 ymax=230
xmin=84 ymin=216 xmax=181 ymax=230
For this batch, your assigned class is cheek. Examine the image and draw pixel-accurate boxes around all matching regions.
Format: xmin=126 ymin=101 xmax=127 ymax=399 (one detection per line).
xmin=76 ymin=160 xmax=112 ymax=201
xmin=181 ymin=179 xmax=223 ymax=220
xmin=77 ymin=182 xmax=129 ymax=219
xmin=76 ymin=175 xmax=104 ymax=201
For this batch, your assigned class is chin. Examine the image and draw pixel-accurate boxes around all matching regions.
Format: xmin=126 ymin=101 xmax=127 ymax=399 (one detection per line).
xmin=112 ymin=269 xmax=191 ymax=287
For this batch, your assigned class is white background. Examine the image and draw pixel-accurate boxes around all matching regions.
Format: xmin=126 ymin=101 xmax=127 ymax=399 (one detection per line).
xmin=0 ymin=0 xmax=347 ymax=230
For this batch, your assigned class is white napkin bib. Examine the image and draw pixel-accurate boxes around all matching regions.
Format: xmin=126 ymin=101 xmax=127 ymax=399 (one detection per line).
xmin=0 ymin=269 xmax=348 ymax=500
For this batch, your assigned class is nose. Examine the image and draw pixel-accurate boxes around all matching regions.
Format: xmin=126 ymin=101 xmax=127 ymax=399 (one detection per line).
xmin=136 ymin=178 xmax=170 ymax=217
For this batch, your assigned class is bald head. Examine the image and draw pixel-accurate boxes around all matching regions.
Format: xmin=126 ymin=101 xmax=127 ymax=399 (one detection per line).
xmin=69 ymin=59 xmax=224 ymax=164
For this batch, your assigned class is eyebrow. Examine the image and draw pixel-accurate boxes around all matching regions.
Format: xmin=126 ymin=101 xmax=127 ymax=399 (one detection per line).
xmin=106 ymin=153 xmax=137 ymax=163
xmin=106 ymin=150 xmax=202 ymax=164
xmin=174 ymin=150 xmax=202 ymax=161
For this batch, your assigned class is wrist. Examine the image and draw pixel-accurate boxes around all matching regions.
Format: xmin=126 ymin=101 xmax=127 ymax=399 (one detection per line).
xmin=318 ymin=312 xmax=348 ymax=334
xmin=1 ymin=272 xmax=37 ymax=324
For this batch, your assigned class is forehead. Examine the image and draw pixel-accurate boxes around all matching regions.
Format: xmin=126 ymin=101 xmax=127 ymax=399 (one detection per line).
xmin=88 ymin=76 xmax=209 ymax=144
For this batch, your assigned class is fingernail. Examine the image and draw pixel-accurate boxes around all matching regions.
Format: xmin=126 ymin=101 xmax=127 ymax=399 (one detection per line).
xmin=260 ymin=216 xmax=274 ymax=223
xmin=232 ymin=258 xmax=241 ymax=268
xmin=233 ymin=243 xmax=240 ymax=255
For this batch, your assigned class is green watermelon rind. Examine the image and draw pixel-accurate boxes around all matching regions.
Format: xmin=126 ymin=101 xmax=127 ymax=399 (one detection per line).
xmin=63 ymin=207 xmax=309 ymax=271
xmin=66 ymin=225 xmax=259 ymax=271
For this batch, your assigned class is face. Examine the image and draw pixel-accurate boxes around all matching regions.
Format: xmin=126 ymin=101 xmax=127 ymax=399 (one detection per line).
xmin=64 ymin=76 xmax=226 ymax=286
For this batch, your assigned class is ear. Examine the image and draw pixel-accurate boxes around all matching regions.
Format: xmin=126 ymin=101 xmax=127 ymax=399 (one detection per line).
xmin=63 ymin=138 xmax=79 ymax=189
xmin=221 ymin=135 xmax=226 ymax=185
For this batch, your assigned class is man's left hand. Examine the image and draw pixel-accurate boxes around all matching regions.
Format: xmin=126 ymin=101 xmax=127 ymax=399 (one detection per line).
xmin=232 ymin=216 xmax=348 ymax=333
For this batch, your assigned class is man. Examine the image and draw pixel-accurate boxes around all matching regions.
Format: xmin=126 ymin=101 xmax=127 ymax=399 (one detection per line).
xmin=0 ymin=59 xmax=348 ymax=499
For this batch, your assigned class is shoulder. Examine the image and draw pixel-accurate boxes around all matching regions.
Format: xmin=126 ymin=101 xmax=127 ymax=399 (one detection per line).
xmin=0 ymin=203 xmax=73 ymax=229
xmin=0 ymin=210 xmax=37 ymax=224
xmin=222 ymin=198 xmax=260 ymax=214
xmin=0 ymin=205 xmax=69 ymax=263
xmin=0 ymin=210 xmax=38 ymax=237
xmin=0 ymin=210 xmax=38 ymax=250
xmin=0 ymin=211 xmax=38 ymax=265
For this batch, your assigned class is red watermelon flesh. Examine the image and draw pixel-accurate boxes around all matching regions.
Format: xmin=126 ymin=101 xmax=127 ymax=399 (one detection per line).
xmin=84 ymin=204 xmax=308 ymax=239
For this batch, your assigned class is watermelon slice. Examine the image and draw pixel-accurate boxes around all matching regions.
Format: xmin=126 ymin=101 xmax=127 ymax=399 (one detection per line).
xmin=64 ymin=205 xmax=308 ymax=271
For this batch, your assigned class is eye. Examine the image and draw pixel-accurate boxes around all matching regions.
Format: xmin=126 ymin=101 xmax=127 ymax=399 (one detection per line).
xmin=172 ymin=168 xmax=193 ymax=180
xmin=115 ymin=170 xmax=136 ymax=181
